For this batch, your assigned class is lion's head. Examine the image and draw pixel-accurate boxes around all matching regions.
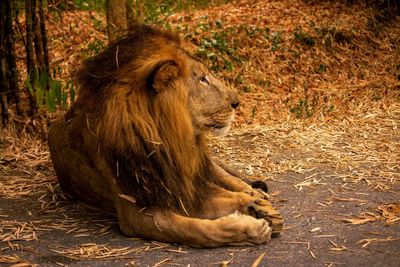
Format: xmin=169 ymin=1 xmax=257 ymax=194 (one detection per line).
xmin=186 ymin=57 xmax=239 ymax=135
xmin=76 ymin=25 xmax=239 ymax=138
xmin=73 ymin=25 xmax=239 ymax=213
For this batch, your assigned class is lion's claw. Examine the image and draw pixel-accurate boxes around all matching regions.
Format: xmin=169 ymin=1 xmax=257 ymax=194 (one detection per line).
xmin=246 ymin=199 xmax=283 ymax=237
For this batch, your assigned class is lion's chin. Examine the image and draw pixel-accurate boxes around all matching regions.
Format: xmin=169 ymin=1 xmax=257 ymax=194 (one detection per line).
xmin=195 ymin=114 xmax=235 ymax=136
xmin=210 ymin=125 xmax=231 ymax=136
xmin=209 ymin=113 xmax=235 ymax=136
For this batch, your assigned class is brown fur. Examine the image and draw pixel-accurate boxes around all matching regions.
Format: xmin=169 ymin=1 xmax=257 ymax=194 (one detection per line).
xmin=48 ymin=24 xmax=283 ymax=247
xmin=73 ymin=25 xmax=214 ymax=214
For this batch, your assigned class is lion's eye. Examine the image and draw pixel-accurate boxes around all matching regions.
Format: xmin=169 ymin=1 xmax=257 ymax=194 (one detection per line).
xmin=200 ymin=76 xmax=209 ymax=85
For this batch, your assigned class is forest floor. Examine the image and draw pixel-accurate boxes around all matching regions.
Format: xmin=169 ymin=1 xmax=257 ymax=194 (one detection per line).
xmin=1 ymin=0 xmax=400 ymax=266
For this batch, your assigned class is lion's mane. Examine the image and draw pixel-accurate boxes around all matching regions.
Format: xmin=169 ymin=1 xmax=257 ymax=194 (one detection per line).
xmin=73 ymin=25 xmax=216 ymax=214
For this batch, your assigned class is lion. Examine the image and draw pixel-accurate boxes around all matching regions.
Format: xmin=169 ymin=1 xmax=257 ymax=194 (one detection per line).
xmin=48 ymin=24 xmax=283 ymax=247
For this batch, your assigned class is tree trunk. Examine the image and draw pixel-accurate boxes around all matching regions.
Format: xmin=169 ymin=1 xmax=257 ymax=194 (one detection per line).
xmin=1 ymin=0 xmax=22 ymax=126
xmin=125 ymin=0 xmax=139 ymax=31
xmin=5 ymin=0 xmax=21 ymax=115
xmin=32 ymin=0 xmax=45 ymax=69
xmin=25 ymin=0 xmax=37 ymax=116
xmin=0 ymin=0 xmax=9 ymax=126
xmin=38 ymin=0 xmax=49 ymax=77
xmin=32 ymin=0 xmax=50 ymax=92
xmin=106 ymin=0 xmax=128 ymax=43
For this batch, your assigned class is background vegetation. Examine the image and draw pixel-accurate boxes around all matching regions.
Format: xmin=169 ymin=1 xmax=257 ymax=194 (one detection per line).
xmin=0 ymin=0 xmax=399 ymax=133
xmin=0 ymin=1 xmax=399 ymax=265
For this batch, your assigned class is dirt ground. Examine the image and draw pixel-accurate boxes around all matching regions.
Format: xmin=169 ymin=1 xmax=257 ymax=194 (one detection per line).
xmin=1 ymin=0 xmax=400 ymax=266
xmin=0 ymin=124 xmax=399 ymax=266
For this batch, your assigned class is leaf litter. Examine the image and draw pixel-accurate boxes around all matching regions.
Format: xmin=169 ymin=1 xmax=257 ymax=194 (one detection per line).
xmin=1 ymin=0 xmax=400 ymax=265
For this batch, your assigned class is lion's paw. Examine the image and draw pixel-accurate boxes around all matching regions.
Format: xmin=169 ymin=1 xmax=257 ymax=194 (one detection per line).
xmin=246 ymin=199 xmax=283 ymax=237
xmin=222 ymin=212 xmax=272 ymax=245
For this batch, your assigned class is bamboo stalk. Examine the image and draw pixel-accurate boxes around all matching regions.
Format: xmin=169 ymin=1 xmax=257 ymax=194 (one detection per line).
xmin=38 ymin=0 xmax=49 ymax=80
xmin=25 ymin=0 xmax=37 ymax=116
xmin=32 ymin=0 xmax=44 ymax=69
xmin=5 ymin=0 xmax=21 ymax=115
xmin=0 ymin=0 xmax=9 ymax=126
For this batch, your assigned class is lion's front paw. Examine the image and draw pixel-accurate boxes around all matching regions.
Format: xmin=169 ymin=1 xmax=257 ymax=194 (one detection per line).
xmin=246 ymin=199 xmax=283 ymax=237
xmin=220 ymin=212 xmax=272 ymax=245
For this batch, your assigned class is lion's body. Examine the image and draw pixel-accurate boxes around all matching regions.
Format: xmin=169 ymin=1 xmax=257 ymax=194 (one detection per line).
xmin=48 ymin=25 xmax=282 ymax=247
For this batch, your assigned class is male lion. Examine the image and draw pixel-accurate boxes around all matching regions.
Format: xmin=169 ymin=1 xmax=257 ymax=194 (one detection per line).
xmin=48 ymin=24 xmax=283 ymax=247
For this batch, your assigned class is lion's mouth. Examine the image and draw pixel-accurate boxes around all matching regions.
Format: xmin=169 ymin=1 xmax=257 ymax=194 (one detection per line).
xmin=205 ymin=123 xmax=226 ymax=129
xmin=204 ymin=120 xmax=232 ymax=136
xmin=203 ymin=113 xmax=235 ymax=136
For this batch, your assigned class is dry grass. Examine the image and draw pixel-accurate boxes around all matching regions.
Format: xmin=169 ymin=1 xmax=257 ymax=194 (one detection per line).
xmin=1 ymin=0 xmax=399 ymax=264
xmin=49 ymin=243 xmax=139 ymax=260
xmin=166 ymin=0 xmax=400 ymax=126
xmin=0 ymin=132 xmax=55 ymax=199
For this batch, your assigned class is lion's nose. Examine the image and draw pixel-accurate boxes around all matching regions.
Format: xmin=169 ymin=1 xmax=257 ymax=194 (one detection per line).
xmin=231 ymin=100 xmax=240 ymax=110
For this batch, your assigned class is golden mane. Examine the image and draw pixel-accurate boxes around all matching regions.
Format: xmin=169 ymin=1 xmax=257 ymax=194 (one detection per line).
xmin=73 ymin=25 xmax=214 ymax=214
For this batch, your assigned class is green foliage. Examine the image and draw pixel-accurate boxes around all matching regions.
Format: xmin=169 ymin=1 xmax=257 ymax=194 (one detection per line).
xmin=193 ymin=22 xmax=240 ymax=72
xmin=258 ymin=78 xmax=271 ymax=88
xmin=313 ymin=26 xmax=354 ymax=48
xmin=73 ymin=0 xmax=105 ymax=10
xmin=316 ymin=64 xmax=327 ymax=73
xmin=271 ymin=31 xmax=283 ymax=51
xmin=289 ymin=86 xmax=313 ymax=118
xmin=140 ymin=0 xmax=232 ymax=23
xmin=290 ymin=98 xmax=312 ymax=118
xmin=92 ymin=17 xmax=104 ymax=31
xmin=84 ymin=38 xmax=105 ymax=58
xmin=25 ymin=67 xmax=76 ymax=113
xmin=293 ymin=28 xmax=315 ymax=47
xmin=251 ymin=106 xmax=257 ymax=117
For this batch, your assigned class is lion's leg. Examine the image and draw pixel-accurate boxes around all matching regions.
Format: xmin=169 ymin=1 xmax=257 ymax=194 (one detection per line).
xmin=115 ymin=197 xmax=271 ymax=247
xmin=213 ymin=162 xmax=252 ymax=191
xmin=48 ymin=116 xmax=115 ymax=212
xmin=201 ymin=186 xmax=283 ymax=236
xmin=212 ymin=162 xmax=269 ymax=200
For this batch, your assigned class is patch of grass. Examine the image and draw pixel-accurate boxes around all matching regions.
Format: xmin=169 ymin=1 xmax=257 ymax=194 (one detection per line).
xmin=25 ymin=67 xmax=76 ymax=112
xmin=192 ymin=23 xmax=240 ymax=71
xmin=271 ymin=31 xmax=283 ymax=51
xmin=293 ymin=28 xmax=315 ymax=47
xmin=314 ymin=26 xmax=354 ymax=48
xmin=73 ymin=0 xmax=105 ymax=10
xmin=252 ymin=106 xmax=257 ymax=117
xmin=244 ymin=25 xmax=263 ymax=37
xmin=290 ymin=98 xmax=313 ymax=118
xmin=92 ymin=17 xmax=103 ymax=31
xmin=258 ymin=78 xmax=271 ymax=89
xmin=289 ymin=86 xmax=317 ymax=118
xmin=316 ymin=64 xmax=327 ymax=73
xmin=83 ymin=38 xmax=105 ymax=58
xmin=140 ymin=0 xmax=233 ymax=23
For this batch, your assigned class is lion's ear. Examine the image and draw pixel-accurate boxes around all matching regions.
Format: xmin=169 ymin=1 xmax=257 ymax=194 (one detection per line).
xmin=152 ymin=60 xmax=181 ymax=93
